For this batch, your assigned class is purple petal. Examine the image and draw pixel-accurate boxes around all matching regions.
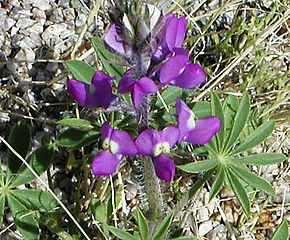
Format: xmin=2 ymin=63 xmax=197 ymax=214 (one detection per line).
xmin=137 ymin=77 xmax=158 ymax=93
xmin=135 ymin=129 xmax=156 ymax=156
xmin=153 ymin=153 xmax=175 ymax=182
xmin=117 ymin=70 xmax=134 ymax=94
xmin=132 ymin=84 xmax=143 ymax=108
xmin=176 ymin=97 xmax=195 ymax=143
xmin=100 ymin=121 xmax=113 ymax=140
xmin=67 ymin=79 xmax=100 ymax=107
xmin=91 ymin=71 xmax=114 ymax=109
xmin=91 ymin=149 xmax=122 ymax=175
xmin=159 ymin=48 xmax=189 ymax=84
xmin=166 ymin=16 xmax=186 ymax=51
xmin=161 ymin=126 xmax=179 ymax=148
xmin=171 ymin=64 xmax=206 ymax=88
xmin=183 ymin=117 xmax=221 ymax=145
xmin=110 ymin=129 xmax=138 ymax=156
xmin=104 ymin=24 xmax=125 ymax=56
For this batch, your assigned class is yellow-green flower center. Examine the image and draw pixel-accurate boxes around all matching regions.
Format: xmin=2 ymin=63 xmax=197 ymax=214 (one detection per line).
xmin=153 ymin=142 xmax=170 ymax=157
xmin=102 ymin=138 xmax=119 ymax=154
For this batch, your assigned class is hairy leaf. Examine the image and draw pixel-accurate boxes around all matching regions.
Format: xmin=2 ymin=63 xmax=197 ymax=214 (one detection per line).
xmin=177 ymin=159 xmax=218 ymax=173
xmin=65 ymin=60 xmax=96 ymax=84
xmin=237 ymin=153 xmax=286 ymax=165
xmin=230 ymin=121 xmax=275 ymax=155
xmin=152 ymin=212 xmax=174 ymax=240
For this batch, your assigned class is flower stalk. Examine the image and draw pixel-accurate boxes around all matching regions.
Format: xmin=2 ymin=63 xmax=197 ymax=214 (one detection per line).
xmin=136 ymin=94 xmax=163 ymax=220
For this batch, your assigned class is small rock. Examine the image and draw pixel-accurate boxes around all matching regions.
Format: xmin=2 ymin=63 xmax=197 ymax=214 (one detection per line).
xmin=63 ymin=8 xmax=75 ymax=21
xmin=199 ymin=220 xmax=213 ymax=236
xmin=29 ymin=32 xmax=43 ymax=47
xmin=0 ymin=28 xmax=5 ymax=49
xmin=224 ymin=204 xmax=235 ymax=223
xmin=32 ymin=0 xmax=51 ymax=11
xmin=9 ymin=0 xmax=20 ymax=7
xmin=49 ymin=8 xmax=64 ymax=23
xmin=59 ymin=0 xmax=70 ymax=8
xmin=16 ymin=18 xmax=36 ymax=28
xmin=198 ymin=207 xmax=209 ymax=222
xmin=14 ymin=48 xmax=36 ymax=60
xmin=76 ymin=13 xmax=87 ymax=28
xmin=32 ymin=8 xmax=46 ymax=25
xmin=4 ymin=18 xmax=16 ymax=31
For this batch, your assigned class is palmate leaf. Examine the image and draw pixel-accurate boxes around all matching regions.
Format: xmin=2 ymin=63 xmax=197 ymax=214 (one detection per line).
xmin=177 ymin=159 xmax=218 ymax=173
xmin=230 ymin=121 xmax=275 ymax=155
xmin=156 ymin=86 xmax=183 ymax=107
xmin=222 ymin=95 xmax=239 ymax=145
xmin=56 ymin=128 xmax=99 ymax=148
xmin=270 ymin=219 xmax=289 ymax=240
xmin=209 ymin=166 xmax=225 ymax=201
xmin=223 ymin=93 xmax=250 ymax=153
xmin=7 ymin=195 xmax=39 ymax=240
xmin=136 ymin=208 xmax=149 ymax=240
xmin=0 ymin=194 xmax=5 ymax=224
xmin=228 ymin=163 xmax=274 ymax=195
xmin=152 ymin=211 xmax=174 ymax=240
xmin=90 ymin=37 xmax=124 ymax=80
xmin=7 ymin=121 xmax=31 ymax=176
xmin=210 ymin=91 xmax=225 ymax=151
xmin=57 ymin=118 xmax=94 ymax=130
xmin=226 ymin=168 xmax=250 ymax=215
xmin=65 ymin=60 xmax=96 ymax=84
xmin=237 ymin=153 xmax=286 ymax=165
xmin=191 ymin=101 xmax=211 ymax=118
xmin=9 ymin=145 xmax=54 ymax=188
xmin=10 ymin=189 xmax=58 ymax=211
xmin=109 ymin=226 xmax=138 ymax=240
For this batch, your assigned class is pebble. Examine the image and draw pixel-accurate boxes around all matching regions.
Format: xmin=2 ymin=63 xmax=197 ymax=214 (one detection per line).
xmin=32 ymin=8 xmax=46 ymax=25
xmin=32 ymin=0 xmax=51 ymax=11
xmin=0 ymin=29 xmax=5 ymax=49
xmin=76 ymin=13 xmax=87 ymax=28
xmin=4 ymin=18 xmax=16 ymax=31
xmin=199 ymin=220 xmax=213 ymax=236
xmin=16 ymin=18 xmax=36 ymax=28
xmin=59 ymin=0 xmax=70 ymax=8
xmin=14 ymin=48 xmax=36 ymax=60
xmin=63 ymin=8 xmax=75 ymax=21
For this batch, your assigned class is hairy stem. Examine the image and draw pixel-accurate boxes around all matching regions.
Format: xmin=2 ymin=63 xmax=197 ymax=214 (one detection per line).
xmin=136 ymin=94 xmax=163 ymax=220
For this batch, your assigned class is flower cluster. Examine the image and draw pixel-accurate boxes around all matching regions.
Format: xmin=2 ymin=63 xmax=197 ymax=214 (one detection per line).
xmin=66 ymin=5 xmax=221 ymax=182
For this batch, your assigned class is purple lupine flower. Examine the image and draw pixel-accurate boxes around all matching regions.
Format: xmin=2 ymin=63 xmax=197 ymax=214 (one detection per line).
xmin=91 ymin=121 xmax=138 ymax=175
xmin=176 ymin=97 xmax=221 ymax=144
xmin=117 ymin=70 xmax=158 ymax=108
xmin=158 ymin=48 xmax=206 ymax=89
xmin=153 ymin=14 xmax=187 ymax=61
xmin=135 ymin=126 xmax=179 ymax=181
xmin=67 ymin=71 xmax=115 ymax=109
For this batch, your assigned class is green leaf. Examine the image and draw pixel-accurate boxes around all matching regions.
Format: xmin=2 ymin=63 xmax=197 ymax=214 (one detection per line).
xmin=177 ymin=159 xmax=218 ymax=173
xmin=7 ymin=195 xmax=39 ymax=240
xmin=170 ymin=237 xmax=197 ymax=240
xmin=90 ymin=37 xmax=124 ymax=80
xmin=152 ymin=211 xmax=174 ymax=240
xmin=230 ymin=121 xmax=275 ymax=155
xmin=65 ymin=60 xmax=96 ymax=84
xmin=270 ymin=219 xmax=289 ymax=240
xmin=226 ymin=168 xmax=250 ymax=215
xmin=237 ymin=153 xmax=286 ymax=165
xmin=8 ymin=121 xmax=31 ymax=175
xmin=56 ymin=128 xmax=98 ymax=147
xmin=209 ymin=166 xmax=225 ymax=201
xmin=57 ymin=118 xmax=93 ymax=129
xmin=10 ymin=189 xmax=58 ymax=211
xmin=91 ymin=199 xmax=107 ymax=224
xmin=0 ymin=195 xmax=5 ymax=224
xmin=109 ymin=226 xmax=138 ymax=240
xmin=223 ymin=95 xmax=239 ymax=143
xmin=191 ymin=101 xmax=211 ymax=118
xmin=224 ymin=93 xmax=250 ymax=152
xmin=9 ymin=145 xmax=54 ymax=188
xmin=210 ymin=91 xmax=225 ymax=151
xmin=228 ymin=163 xmax=274 ymax=195
xmin=156 ymin=86 xmax=183 ymax=107
xmin=136 ymin=208 xmax=149 ymax=240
